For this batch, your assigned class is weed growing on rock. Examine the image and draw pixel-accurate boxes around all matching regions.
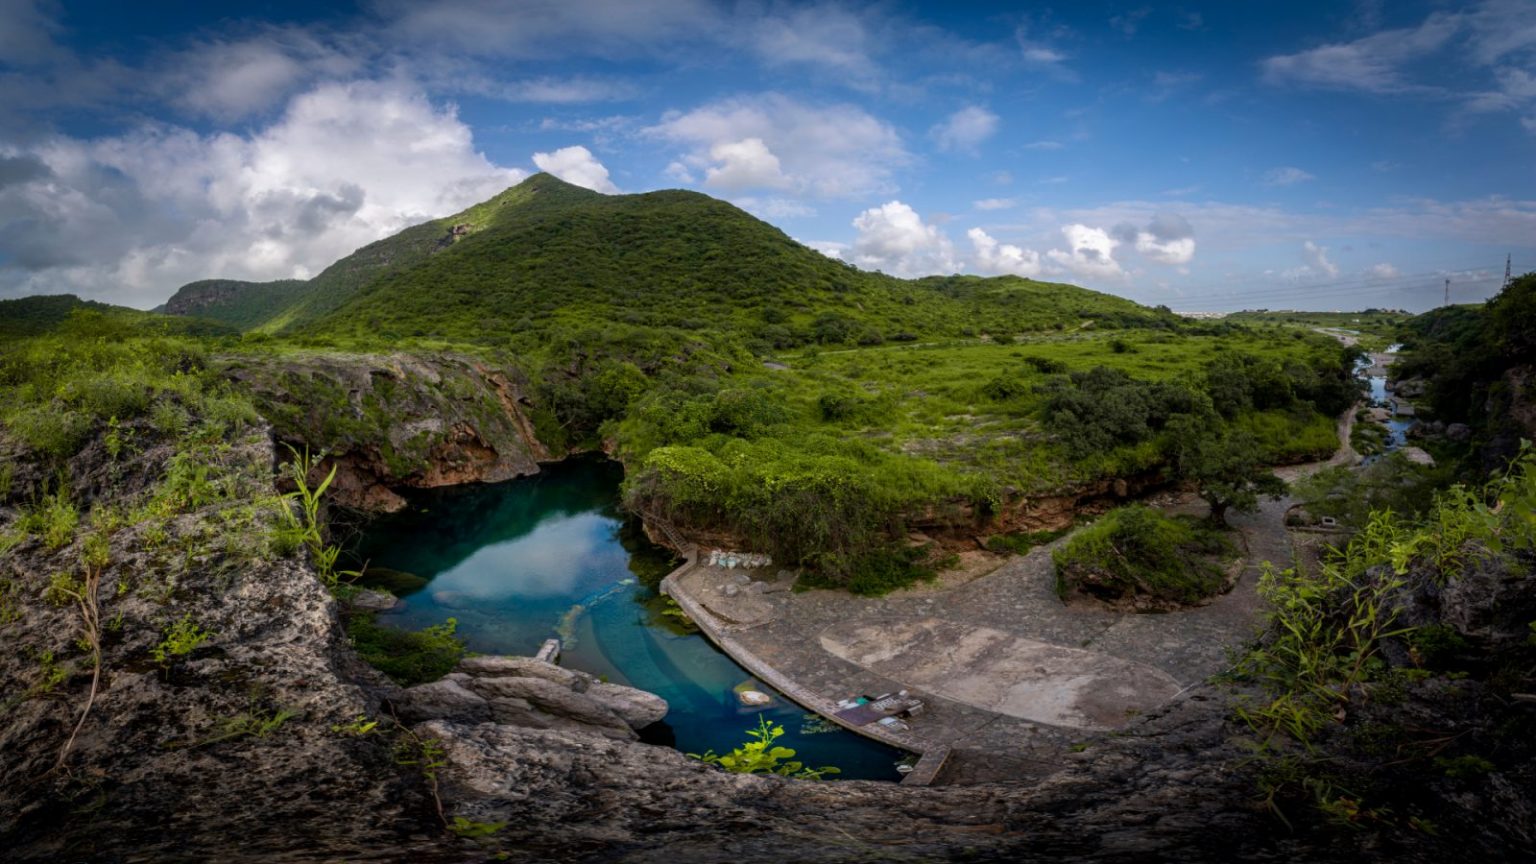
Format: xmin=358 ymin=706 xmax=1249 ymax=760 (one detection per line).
xmin=152 ymin=615 xmax=212 ymax=667
xmin=689 ymin=714 xmax=840 ymax=779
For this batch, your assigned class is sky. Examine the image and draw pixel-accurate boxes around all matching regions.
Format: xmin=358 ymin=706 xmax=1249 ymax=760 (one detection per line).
xmin=1 ymin=0 xmax=1534 ymax=313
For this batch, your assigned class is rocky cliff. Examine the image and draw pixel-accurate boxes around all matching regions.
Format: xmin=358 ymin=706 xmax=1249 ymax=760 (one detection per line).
xmin=226 ymin=351 xmax=554 ymax=511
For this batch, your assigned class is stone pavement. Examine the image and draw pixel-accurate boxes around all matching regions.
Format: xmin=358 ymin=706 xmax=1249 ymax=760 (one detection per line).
xmin=664 ymin=434 xmax=1357 ymax=785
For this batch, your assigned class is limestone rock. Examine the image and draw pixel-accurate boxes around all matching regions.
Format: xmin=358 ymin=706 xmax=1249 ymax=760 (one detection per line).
xmin=586 ymin=681 xmax=669 ymax=728
xmin=467 ymin=675 xmax=635 ymax=740
xmin=457 ymin=654 xmax=581 ymax=687
xmin=397 ymin=674 xmax=493 ymax=724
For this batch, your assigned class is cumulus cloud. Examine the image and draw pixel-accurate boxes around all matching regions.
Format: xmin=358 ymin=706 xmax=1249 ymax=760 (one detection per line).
xmin=1112 ymin=213 xmax=1196 ymax=265
xmin=967 ymin=228 xmax=1041 ymax=277
xmin=531 ymin=144 xmax=618 ymax=192
xmin=645 ymin=93 xmax=908 ymax=198
xmin=849 ymin=201 xmax=957 ymax=276
xmin=1046 ymin=224 xmax=1123 ymax=279
xmin=0 ymin=80 xmax=525 ymax=307
xmin=930 ymin=106 xmax=998 ymax=154
xmin=700 ymin=137 xmax=788 ymax=190
xmin=1263 ymin=166 xmax=1316 ymax=187
xmin=1303 ymin=240 xmax=1340 ymax=277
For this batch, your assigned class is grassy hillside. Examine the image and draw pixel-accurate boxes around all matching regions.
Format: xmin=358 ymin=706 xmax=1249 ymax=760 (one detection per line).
xmin=161 ymin=174 xmax=1174 ymax=352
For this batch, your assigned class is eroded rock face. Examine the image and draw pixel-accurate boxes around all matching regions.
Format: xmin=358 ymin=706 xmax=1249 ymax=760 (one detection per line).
xmin=227 ymin=352 xmax=554 ymax=512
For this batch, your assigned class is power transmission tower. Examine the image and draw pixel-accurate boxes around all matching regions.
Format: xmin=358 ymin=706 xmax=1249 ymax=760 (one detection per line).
xmin=1506 ymin=254 xmax=1513 ymax=289
xmin=1444 ymin=277 xmax=1450 ymax=306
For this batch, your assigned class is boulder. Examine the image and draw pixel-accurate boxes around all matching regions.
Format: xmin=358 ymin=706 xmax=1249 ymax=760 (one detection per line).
xmin=457 ymin=655 xmax=582 ymax=687
xmin=587 ymin=681 xmax=669 ymax=728
xmin=1446 ymin=422 xmax=1472 ymax=442
xmin=397 ymin=674 xmax=492 ymax=723
xmin=467 ymin=675 xmax=636 ymax=740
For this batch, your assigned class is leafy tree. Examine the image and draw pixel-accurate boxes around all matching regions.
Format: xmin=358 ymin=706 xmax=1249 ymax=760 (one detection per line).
xmin=1165 ymin=416 xmax=1288 ymax=524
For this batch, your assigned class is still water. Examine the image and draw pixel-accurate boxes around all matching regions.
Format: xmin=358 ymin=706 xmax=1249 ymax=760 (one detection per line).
xmin=351 ymin=457 xmax=907 ymax=780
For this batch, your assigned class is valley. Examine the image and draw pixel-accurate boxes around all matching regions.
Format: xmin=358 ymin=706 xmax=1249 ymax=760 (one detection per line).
xmin=1 ymin=177 xmax=1533 ymax=863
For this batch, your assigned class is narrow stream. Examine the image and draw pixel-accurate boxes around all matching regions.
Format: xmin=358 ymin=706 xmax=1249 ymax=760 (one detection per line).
xmin=1361 ymin=342 xmax=1414 ymax=463
xmin=349 ymin=456 xmax=908 ymax=780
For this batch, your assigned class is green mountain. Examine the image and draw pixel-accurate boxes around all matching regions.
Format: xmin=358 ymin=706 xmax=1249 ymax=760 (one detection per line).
xmin=0 ymin=294 xmax=235 ymax=339
xmin=162 ymin=173 xmax=1174 ymax=347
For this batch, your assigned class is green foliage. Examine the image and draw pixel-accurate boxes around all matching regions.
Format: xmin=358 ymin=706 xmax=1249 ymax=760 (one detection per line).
xmin=153 ymin=614 xmax=213 ymax=666
xmin=194 ymin=706 xmax=297 ymax=747
xmin=331 ymin=715 xmax=381 ymax=737
xmin=347 ymin=613 xmax=466 ymax=685
xmin=1236 ymin=448 xmax=1536 ymax=755
xmin=448 ymin=817 xmax=508 ymax=840
xmin=1294 ymin=453 xmax=1449 ymax=530
xmin=1052 ymin=505 xmax=1233 ymax=605
xmin=689 ymin=714 xmax=840 ymax=779
xmin=17 ymin=490 xmax=79 ymax=550
xmin=985 ymin=527 xmax=1070 ymax=555
xmin=1164 ymin=417 xmax=1289 ymax=523
xmin=274 ymin=446 xmax=355 ymax=589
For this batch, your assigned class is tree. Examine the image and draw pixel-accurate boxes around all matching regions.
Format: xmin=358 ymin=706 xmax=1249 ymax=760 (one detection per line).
xmin=1165 ymin=416 xmax=1288 ymax=525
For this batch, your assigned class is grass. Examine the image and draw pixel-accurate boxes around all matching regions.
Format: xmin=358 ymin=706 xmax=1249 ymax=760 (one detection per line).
xmin=346 ymin=611 xmax=466 ymax=686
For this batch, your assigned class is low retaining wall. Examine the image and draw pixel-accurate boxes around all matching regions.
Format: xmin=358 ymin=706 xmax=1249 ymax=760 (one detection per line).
xmin=660 ymin=550 xmax=947 ymax=786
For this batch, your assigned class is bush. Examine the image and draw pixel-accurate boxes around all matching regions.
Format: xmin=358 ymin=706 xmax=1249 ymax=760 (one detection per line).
xmin=1052 ymin=505 xmax=1233 ymax=606
xmin=346 ymin=613 xmax=466 ymax=685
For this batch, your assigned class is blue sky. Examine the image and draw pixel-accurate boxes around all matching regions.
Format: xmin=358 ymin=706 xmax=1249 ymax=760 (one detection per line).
xmin=1 ymin=0 xmax=1533 ymax=312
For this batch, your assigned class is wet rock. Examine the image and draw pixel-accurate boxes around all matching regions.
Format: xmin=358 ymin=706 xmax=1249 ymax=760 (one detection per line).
xmin=737 ymin=690 xmax=772 ymax=707
xmin=348 ymin=589 xmax=400 ymax=611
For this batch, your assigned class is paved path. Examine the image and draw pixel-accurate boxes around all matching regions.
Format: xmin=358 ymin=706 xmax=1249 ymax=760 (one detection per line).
xmin=664 ymin=398 xmax=1365 ymax=784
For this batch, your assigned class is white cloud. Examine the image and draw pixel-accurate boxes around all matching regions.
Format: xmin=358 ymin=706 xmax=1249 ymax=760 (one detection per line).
xmin=732 ymin=196 xmax=814 ymax=220
xmin=804 ymin=240 xmax=848 ymax=259
xmin=463 ymin=75 xmax=641 ymax=103
xmin=1113 ymin=213 xmax=1197 ymax=265
xmin=849 ymin=201 xmax=958 ymax=276
xmin=0 ymin=80 xmax=525 ymax=307
xmin=973 ymin=198 xmax=1016 ymax=211
xmin=378 ymin=0 xmax=721 ymax=60
xmin=967 ymin=228 xmax=1041 ymax=277
xmin=532 ymin=145 xmax=618 ymax=193
xmin=930 ymin=106 xmax=998 ymax=154
xmin=1046 ymin=224 xmax=1123 ymax=279
xmin=1368 ymin=262 xmax=1399 ymax=278
xmin=751 ymin=5 xmax=878 ymax=86
xmin=1024 ymin=140 xmax=1064 ymax=150
xmin=155 ymin=30 xmax=358 ymax=121
xmin=664 ymin=160 xmax=694 ymax=184
xmin=701 ymin=137 xmax=788 ymax=190
xmin=645 ymin=93 xmax=908 ymax=199
xmin=1303 ymin=240 xmax=1340 ymax=277
xmin=1263 ymin=166 xmax=1316 ymax=186
xmin=1261 ymin=13 xmax=1460 ymax=94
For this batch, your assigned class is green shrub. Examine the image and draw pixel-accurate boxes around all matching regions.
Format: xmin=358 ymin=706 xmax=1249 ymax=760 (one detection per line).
xmin=347 ymin=613 xmax=466 ymax=685
xmin=1052 ymin=505 xmax=1232 ymax=605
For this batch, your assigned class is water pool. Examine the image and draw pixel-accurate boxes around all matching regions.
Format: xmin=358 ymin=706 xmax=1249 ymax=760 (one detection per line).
xmin=349 ymin=456 xmax=907 ymax=780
